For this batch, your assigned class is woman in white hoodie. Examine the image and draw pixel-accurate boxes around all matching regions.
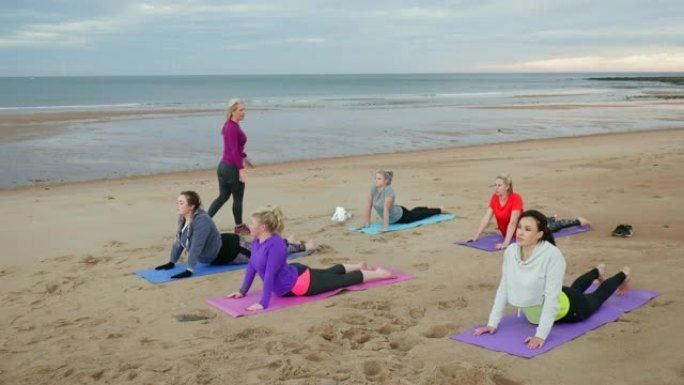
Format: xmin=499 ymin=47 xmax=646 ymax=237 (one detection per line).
xmin=474 ymin=209 xmax=631 ymax=350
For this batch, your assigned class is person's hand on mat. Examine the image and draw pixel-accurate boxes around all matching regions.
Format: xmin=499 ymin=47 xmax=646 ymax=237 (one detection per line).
xmin=170 ymin=269 xmax=192 ymax=279
xmin=225 ymin=291 xmax=244 ymax=299
xmin=155 ymin=262 xmax=175 ymax=270
xmin=495 ymin=242 xmax=507 ymax=250
xmin=473 ymin=326 xmax=497 ymax=336
xmin=379 ymin=227 xmax=388 ymax=233
xmin=246 ymin=303 xmax=263 ymax=311
xmin=239 ymin=168 xmax=248 ymax=183
xmin=524 ymin=336 xmax=545 ymax=349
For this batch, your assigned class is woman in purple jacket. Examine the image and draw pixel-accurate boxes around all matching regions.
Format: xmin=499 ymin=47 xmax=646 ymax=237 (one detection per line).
xmin=226 ymin=207 xmax=396 ymax=311
xmin=207 ymin=99 xmax=254 ymax=235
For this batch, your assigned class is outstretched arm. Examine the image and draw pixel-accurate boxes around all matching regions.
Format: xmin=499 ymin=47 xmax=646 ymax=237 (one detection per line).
xmin=472 ymin=208 xmax=494 ymax=241
xmin=381 ymin=196 xmax=394 ymax=231
xmin=498 ymin=209 xmax=521 ymax=249
xmin=363 ymin=195 xmax=372 ymax=227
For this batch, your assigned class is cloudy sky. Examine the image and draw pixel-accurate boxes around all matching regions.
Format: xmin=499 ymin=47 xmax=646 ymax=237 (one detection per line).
xmin=1 ymin=0 xmax=683 ymax=76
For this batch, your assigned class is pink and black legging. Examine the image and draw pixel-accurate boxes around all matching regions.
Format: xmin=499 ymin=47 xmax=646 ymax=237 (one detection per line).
xmin=285 ymin=263 xmax=363 ymax=296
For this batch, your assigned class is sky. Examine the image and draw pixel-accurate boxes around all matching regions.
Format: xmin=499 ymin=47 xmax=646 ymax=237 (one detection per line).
xmin=0 ymin=0 xmax=683 ymax=76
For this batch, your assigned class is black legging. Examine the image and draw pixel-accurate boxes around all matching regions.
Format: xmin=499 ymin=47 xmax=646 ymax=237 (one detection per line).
xmin=559 ymin=268 xmax=627 ymax=322
xmin=207 ymin=163 xmax=245 ymax=224
xmin=210 ymin=233 xmax=250 ymax=265
xmin=396 ymin=206 xmax=441 ymax=224
xmin=211 ymin=235 xmax=303 ymax=266
xmin=287 ymin=263 xmax=363 ymax=296
xmin=548 ymin=217 xmax=581 ymax=233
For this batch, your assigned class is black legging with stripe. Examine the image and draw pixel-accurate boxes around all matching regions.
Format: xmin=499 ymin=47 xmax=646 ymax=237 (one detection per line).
xmin=559 ymin=267 xmax=627 ymax=322
xmin=287 ymin=263 xmax=363 ymax=296
xmin=211 ymin=234 xmax=305 ymax=265
xmin=396 ymin=206 xmax=441 ymax=224
xmin=547 ymin=217 xmax=581 ymax=233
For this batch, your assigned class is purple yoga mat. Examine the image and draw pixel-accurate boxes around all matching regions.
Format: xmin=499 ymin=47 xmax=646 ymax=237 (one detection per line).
xmin=456 ymin=226 xmax=592 ymax=252
xmin=450 ymin=287 xmax=659 ymax=358
xmin=205 ymin=268 xmax=415 ymax=317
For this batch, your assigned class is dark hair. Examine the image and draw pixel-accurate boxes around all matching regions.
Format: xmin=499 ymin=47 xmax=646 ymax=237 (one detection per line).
xmin=519 ymin=209 xmax=555 ymax=246
xmin=180 ymin=190 xmax=202 ymax=214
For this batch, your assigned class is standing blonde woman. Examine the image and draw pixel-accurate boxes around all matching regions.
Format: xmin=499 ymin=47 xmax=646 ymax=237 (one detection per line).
xmin=208 ymin=99 xmax=254 ymax=235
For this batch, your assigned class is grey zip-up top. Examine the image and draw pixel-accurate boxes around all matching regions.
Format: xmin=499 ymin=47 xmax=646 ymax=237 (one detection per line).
xmin=169 ymin=209 xmax=221 ymax=270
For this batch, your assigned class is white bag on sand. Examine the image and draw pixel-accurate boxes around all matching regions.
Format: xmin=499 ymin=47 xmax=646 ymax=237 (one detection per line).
xmin=331 ymin=206 xmax=352 ymax=222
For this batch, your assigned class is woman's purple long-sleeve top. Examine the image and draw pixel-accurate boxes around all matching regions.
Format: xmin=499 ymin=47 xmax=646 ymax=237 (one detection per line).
xmin=239 ymin=234 xmax=298 ymax=308
xmin=221 ymin=119 xmax=247 ymax=169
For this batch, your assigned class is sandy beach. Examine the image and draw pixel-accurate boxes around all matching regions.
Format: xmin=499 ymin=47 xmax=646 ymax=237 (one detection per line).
xmin=1 ymin=128 xmax=683 ymax=384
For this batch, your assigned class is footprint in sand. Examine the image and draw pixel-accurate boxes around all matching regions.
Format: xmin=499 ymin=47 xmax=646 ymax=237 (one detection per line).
xmin=319 ymin=257 xmax=351 ymax=265
xmin=423 ymin=362 xmax=522 ymax=385
xmin=362 ymin=360 xmax=387 ymax=382
xmin=422 ymin=322 xmax=459 ymax=338
xmin=408 ymin=306 xmax=426 ymax=320
xmin=349 ymin=299 xmax=392 ymax=311
xmin=340 ymin=312 xmax=370 ymax=326
xmin=388 ymin=336 xmax=419 ymax=353
xmin=649 ymin=299 xmax=673 ymax=308
xmin=80 ymin=255 xmax=109 ymax=266
xmin=316 ymin=244 xmax=333 ymax=253
xmin=438 ymin=297 xmax=468 ymax=310
xmin=105 ymin=240 xmax=128 ymax=248
xmin=228 ymin=326 xmax=274 ymax=341
xmin=265 ymin=340 xmax=308 ymax=355
xmin=432 ymin=284 xmax=448 ymax=291
xmin=412 ymin=263 xmax=430 ymax=271
xmin=174 ymin=309 xmax=215 ymax=322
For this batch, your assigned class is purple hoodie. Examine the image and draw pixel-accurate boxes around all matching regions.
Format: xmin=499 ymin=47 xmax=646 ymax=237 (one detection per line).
xmin=239 ymin=234 xmax=298 ymax=308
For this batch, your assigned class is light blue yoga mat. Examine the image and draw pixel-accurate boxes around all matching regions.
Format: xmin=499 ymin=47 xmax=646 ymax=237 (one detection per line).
xmin=135 ymin=251 xmax=310 ymax=284
xmin=348 ymin=214 xmax=455 ymax=235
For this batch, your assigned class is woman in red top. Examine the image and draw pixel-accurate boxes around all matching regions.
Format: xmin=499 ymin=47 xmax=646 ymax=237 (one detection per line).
xmin=471 ymin=174 xmax=523 ymax=250
xmin=470 ymin=174 xmax=591 ymax=250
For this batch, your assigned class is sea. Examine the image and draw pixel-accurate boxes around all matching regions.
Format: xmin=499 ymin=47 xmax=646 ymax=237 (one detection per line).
xmin=1 ymin=73 xmax=683 ymax=188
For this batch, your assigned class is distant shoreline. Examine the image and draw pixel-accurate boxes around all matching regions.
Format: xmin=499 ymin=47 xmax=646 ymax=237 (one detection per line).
xmin=588 ymin=76 xmax=684 ymax=85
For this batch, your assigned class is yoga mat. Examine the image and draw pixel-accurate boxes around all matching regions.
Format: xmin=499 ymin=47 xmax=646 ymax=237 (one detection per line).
xmin=205 ymin=268 xmax=415 ymax=317
xmin=135 ymin=251 xmax=311 ymax=284
xmin=348 ymin=214 xmax=455 ymax=235
xmin=450 ymin=287 xmax=659 ymax=358
xmin=456 ymin=226 xmax=592 ymax=252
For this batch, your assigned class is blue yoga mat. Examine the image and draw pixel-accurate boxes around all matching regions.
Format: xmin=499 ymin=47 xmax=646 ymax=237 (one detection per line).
xmin=347 ymin=214 xmax=455 ymax=235
xmin=135 ymin=251 xmax=310 ymax=284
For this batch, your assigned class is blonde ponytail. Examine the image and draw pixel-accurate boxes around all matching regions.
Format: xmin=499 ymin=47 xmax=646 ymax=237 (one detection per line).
xmin=252 ymin=206 xmax=285 ymax=234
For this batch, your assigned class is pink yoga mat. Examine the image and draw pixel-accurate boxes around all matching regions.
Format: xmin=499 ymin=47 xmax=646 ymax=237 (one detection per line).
xmin=206 ymin=268 xmax=415 ymax=317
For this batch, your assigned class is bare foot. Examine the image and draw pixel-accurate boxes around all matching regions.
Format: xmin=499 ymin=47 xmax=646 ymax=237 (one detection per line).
xmin=578 ymin=216 xmax=592 ymax=227
xmin=305 ymin=240 xmax=318 ymax=251
xmin=617 ymin=266 xmax=631 ymax=296
xmin=439 ymin=206 xmax=449 ymax=214
xmin=596 ymin=263 xmax=606 ymax=283
xmin=371 ymin=267 xmax=397 ymax=279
